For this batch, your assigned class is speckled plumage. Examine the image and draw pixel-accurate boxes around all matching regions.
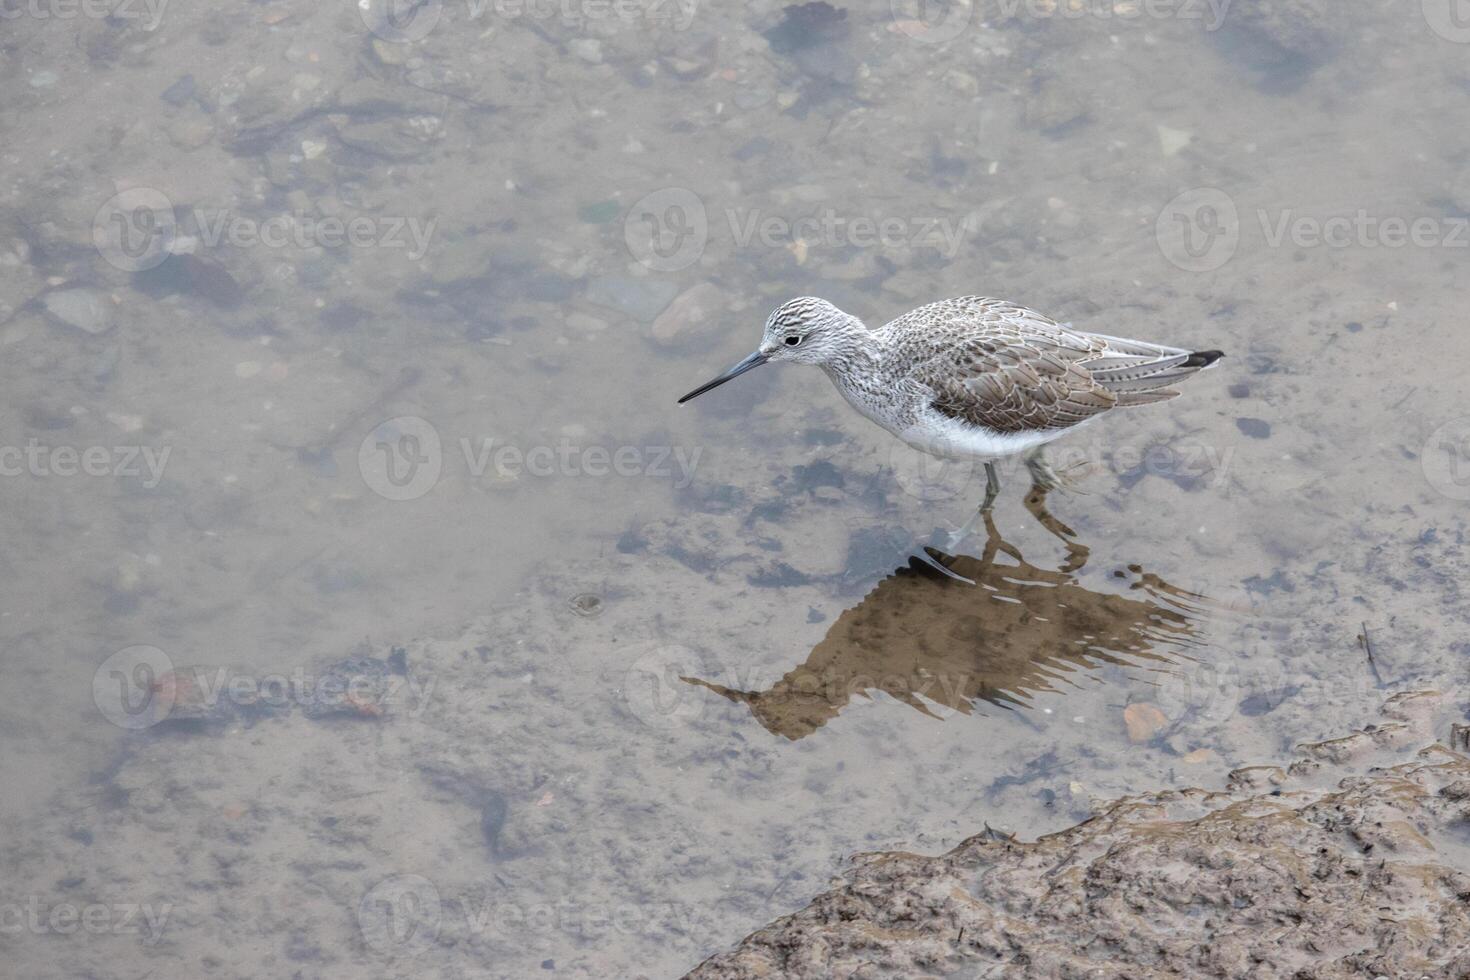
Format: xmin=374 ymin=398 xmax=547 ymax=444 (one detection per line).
xmin=680 ymin=296 xmax=1223 ymax=467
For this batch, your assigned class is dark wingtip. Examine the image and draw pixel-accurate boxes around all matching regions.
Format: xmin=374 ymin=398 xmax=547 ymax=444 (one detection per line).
xmin=1183 ymin=350 xmax=1225 ymax=368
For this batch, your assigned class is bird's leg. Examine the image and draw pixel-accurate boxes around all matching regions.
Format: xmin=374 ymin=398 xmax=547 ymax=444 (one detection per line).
xmin=943 ymin=461 xmax=1002 ymax=555
xmin=1024 ymin=447 xmax=1088 ymax=495
xmin=1023 ymin=448 xmax=1062 ymax=492
xmin=980 ymin=461 xmax=1001 ymax=511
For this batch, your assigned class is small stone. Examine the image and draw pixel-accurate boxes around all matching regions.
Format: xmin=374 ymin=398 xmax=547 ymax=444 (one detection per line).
xmin=300 ymin=139 xmax=328 ymax=160
xmin=1236 ymin=417 xmax=1271 ymax=439
xmin=945 ymin=70 xmax=979 ymax=97
xmin=42 ymin=289 xmax=114 ymax=335
xmin=235 ymin=361 xmax=263 ymax=379
xmin=577 ymin=200 xmax=621 ymax=224
xmin=107 ymin=412 xmax=144 ymax=433
xmin=661 ymin=38 xmax=717 ymax=81
xmin=566 ymin=312 xmax=607 ymax=332
xmin=1181 ymin=748 xmax=1217 ymax=764
xmin=1157 ymin=124 xmax=1192 ymax=157
xmin=570 ymin=39 xmax=602 ymax=64
xmin=1123 ymin=702 xmax=1168 ymax=743
xmin=167 ymin=118 xmax=214 ymax=150
xmin=29 ymin=71 xmax=58 ymax=89
xmin=733 ymin=86 xmax=773 ymax=110
xmin=371 ymin=38 xmax=409 ymax=66
xmin=160 ymin=74 xmax=196 ymax=107
xmin=665 ymin=57 xmax=706 ymax=79
xmin=650 ymin=282 xmax=725 ymax=347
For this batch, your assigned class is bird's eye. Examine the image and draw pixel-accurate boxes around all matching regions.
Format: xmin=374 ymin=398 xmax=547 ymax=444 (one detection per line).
xmin=784 ymin=335 xmax=801 ymax=347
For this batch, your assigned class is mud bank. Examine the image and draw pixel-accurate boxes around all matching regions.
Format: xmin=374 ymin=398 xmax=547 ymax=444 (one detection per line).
xmin=689 ymin=691 xmax=1470 ymax=979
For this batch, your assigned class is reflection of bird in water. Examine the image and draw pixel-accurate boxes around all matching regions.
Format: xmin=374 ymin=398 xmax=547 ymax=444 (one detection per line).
xmin=683 ymin=492 xmax=1207 ymax=740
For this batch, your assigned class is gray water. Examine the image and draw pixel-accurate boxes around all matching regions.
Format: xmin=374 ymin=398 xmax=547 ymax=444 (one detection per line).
xmin=2 ymin=0 xmax=1469 ymax=976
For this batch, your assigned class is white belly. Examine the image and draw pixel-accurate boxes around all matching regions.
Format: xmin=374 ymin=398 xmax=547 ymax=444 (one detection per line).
xmin=830 ymin=376 xmax=1078 ymax=461
xmin=897 ymin=409 xmax=1071 ymax=461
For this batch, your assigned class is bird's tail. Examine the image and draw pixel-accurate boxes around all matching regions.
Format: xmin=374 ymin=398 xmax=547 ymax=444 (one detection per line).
xmin=1083 ymin=333 xmax=1224 ymax=406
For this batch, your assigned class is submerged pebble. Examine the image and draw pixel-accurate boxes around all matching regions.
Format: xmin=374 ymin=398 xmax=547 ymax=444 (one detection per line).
xmin=42 ymin=289 xmax=113 ymax=335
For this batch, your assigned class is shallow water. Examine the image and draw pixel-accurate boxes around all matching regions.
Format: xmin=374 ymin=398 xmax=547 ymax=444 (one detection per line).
xmin=2 ymin=0 xmax=1469 ymax=976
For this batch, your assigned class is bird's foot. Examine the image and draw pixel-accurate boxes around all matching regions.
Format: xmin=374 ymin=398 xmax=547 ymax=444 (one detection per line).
xmin=912 ymin=546 xmax=976 ymax=584
xmin=1024 ymin=451 xmax=1089 ymax=496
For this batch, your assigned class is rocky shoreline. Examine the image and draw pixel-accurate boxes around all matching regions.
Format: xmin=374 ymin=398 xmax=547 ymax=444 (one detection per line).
xmin=689 ymin=691 xmax=1470 ymax=978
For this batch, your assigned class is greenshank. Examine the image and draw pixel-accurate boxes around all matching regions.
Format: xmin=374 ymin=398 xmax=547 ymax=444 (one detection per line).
xmin=678 ymin=296 xmax=1223 ymax=510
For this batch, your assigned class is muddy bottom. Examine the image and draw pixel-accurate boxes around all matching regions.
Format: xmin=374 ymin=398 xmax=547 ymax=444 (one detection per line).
xmin=690 ymin=691 xmax=1470 ymax=978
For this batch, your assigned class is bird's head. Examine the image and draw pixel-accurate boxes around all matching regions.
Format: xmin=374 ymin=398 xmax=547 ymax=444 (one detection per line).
xmin=677 ymin=297 xmax=863 ymax=403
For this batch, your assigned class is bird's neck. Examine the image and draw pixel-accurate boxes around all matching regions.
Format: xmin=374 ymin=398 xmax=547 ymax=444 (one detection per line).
xmin=819 ymin=325 xmax=883 ymax=389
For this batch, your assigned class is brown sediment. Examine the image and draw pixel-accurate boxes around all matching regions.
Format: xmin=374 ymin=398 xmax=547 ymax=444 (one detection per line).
xmin=688 ymin=691 xmax=1470 ymax=979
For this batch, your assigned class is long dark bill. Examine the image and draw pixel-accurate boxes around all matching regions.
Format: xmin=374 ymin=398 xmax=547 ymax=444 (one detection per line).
xmin=676 ymin=350 xmax=769 ymax=404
